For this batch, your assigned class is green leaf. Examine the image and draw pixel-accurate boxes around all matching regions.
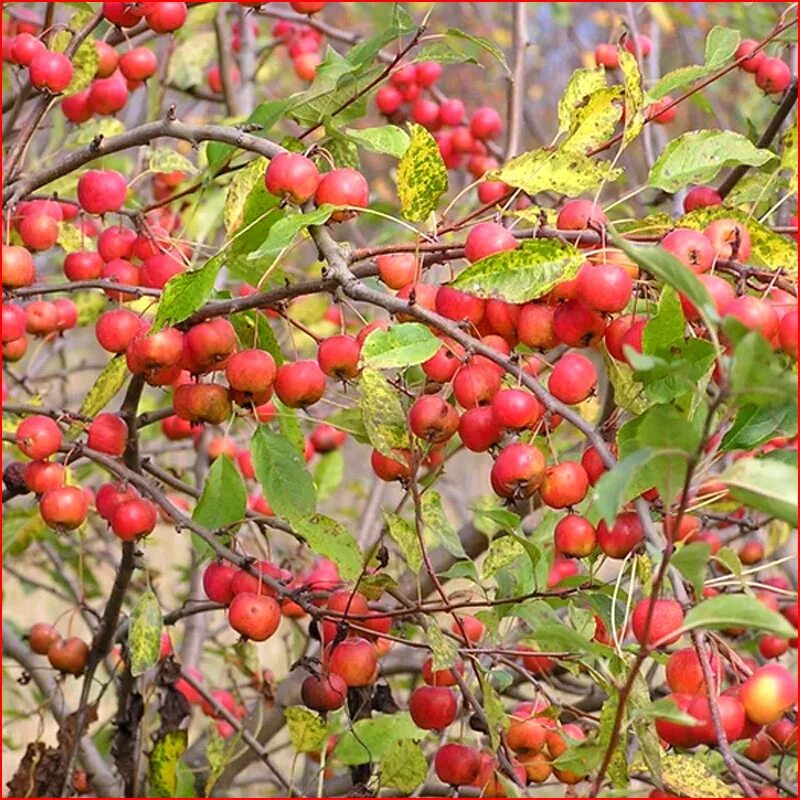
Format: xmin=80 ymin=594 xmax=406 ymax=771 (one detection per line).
xmin=251 ymin=426 xmax=316 ymax=521
xmin=168 ymin=31 xmax=216 ymax=90
xmin=558 ymin=66 xmax=608 ymax=135
xmin=649 ymin=26 xmax=740 ymax=101
xmin=65 ymin=117 xmax=125 ymax=148
xmin=412 ymin=41 xmax=479 ymax=66
xmin=56 ymin=223 xmax=86 ymax=254
xmin=380 ymin=739 xmax=427 ymax=794
xmin=148 ymin=730 xmax=188 ymax=798
xmin=721 ymin=404 xmax=797 ymax=451
xmin=334 ymin=713 xmax=424 ymax=766
xmin=208 ymin=100 xmax=292 ymax=173
xmin=718 ymin=457 xmax=797 ymax=525
xmin=358 ymin=572 xmax=398 ymax=601
xmin=603 ymin=348 xmax=651 ymax=415
xmin=515 ymin=599 xmax=594 ymax=654
xmin=660 ymin=753 xmax=741 ymax=799
xmin=324 ymin=407 xmax=370 ymax=443
xmin=224 ymin=158 xmax=268 ymax=234
xmin=146 ymin=147 xmax=197 ymax=175
xmin=246 ymin=205 xmax=334 ymax=263
xmin=289 ymin=48 xmax=382 ymax=127
xmin=422 ymin=490 xmax=467 ymax=558
xmin=450 ymin=239 xmax=585 ymax=303
xmin=65 ymin=38 xmax=98 ymax=96
xmin=482 ymin=536 xmax=525 ymax=579
xmin=361 ymin=323 xmax=440 ymax=370
xmin=396 ymin=123 xmax=448 ymax=222
xmin=275 ymin=398 xmax=305 ymax=455
xmin=425 ymin=624 xmax=458 ymax=673
xmin=684 ymin=593 xmax=797 ymax=638
xmin=359 ymin=368 xmax=409 ymax=456
xmin=204 ymin=729 xmax=239 ymax=798
xmin=129 ymin=589 xmax=163 ymax=677
xmin=285 ymin=707 xmax=328 ymax=753
xmin=642 ymin=696 xmax=700 ymax=726
xmin=292 ymin=514 xmax=362 ymax=581
xmin=2 ymin=509 xmax=48 ymax=557
xmin=728 ymin=326 xmax=797 ymax=406
xmin=153 ymin=256 xmax=223 ymax=331
xmin=643 ymin=287 xmax=685 ymax=354
xmin=562 ymin=87 xmax=624 ymax=154
xmin=630 ymin=673 xmax=662 ymax=784
xmin=490 ymin=147 xmax=622 ymax=197
xmin=444 ymin=28 xmax=510 ymax=75
xmin=343 ymin=126 xmax=410 ymax=159
xmin=609 ymin=231 xmax=716 ymax=325
xmin=671 ymin=542 xmax=712 ymax=598
xmin=477 ymin=667 xmax=508 ymax=751
xmin=315 ymin=450 xmax=344 ymax=501
xmin=192 ymin=455 xmax=246 ymax=531
xmin=781 ymin=123 xmax=797 ymax=194
xmin=679 ymin=206 xmax=797 ymax=276
xmin=714 ymin=546 xmax=744 ymax=582
xmin=648 ymin=131 xmax=776 ymax=193
xmin=77 ymin=355 xmax=128 ymax=419
xmin=384 ymin=512 xmax=422 ymax=573
xmin=230 ymin=309 xmax=284 ymax=364
xmin=592 ymin=447 xmax=658 ymax=525
xmin=620 ymin=49 xmax=645 ymax=147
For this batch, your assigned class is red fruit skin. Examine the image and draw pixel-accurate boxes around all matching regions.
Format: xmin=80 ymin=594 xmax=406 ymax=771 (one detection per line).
xmin=396 ymin=282 xmax=438 ymax=321
xmin=274 ymin=360 xmax=326 ymax=407
xmin=596 ymin=512 xmax=643 ymax=559
xmin=470 ymin=106 xmax=503 ymax=140
xmin=666 ymin=647 xmax=722 ymax=695
xmin=317 ymin=335 xmax=361 ymax=380
xmin=755 ymin=57 xmax=792 ymax=94
xmin=687 ymin=695 xmax=746 ymax=745
xmin=87 ymin=413 xmax=128 ymax=456
xmin=111 ymin=498 xmax=158 ymax=540
xmin=94 ymin=39 xmax=120 ymax=77
xmin=97 ymin=225 xmax=137 ymax=261
xmin=517 ymin=302 xmax=557 ymax=350
xmin=625 ymin=34 xmax=652 ymax=56
xmin=375 ymin=85 xmax=403 ymax=115
xmin=103 ymin=2 xmax=142 ymax=27
xmin=370 ymin=449 xmax=412 ymax=482
xmin=421 ymin=656 xmax=462 ymax=687
xmin=119 ymin=46 xmax=157 ymax=81
xmin=48 ymin=637 xmax=89 ymax=676
xmin=310 ymin=423 xmax=346 ymax=453
xmin=704 ymin=218 xmax=752 ymax=262
xmin=143 ymin=2 xmax=187 ymax=33
xmin=314 ymin=168 xmax=369 ymax=221
xmin=409 ymin=395 xmax=459 ymax=443
xmin=39 ymin=486 xmax=89 ymax=530
xmin=553 ymin=299 xmax=606 ymax=347
xmin=140 ymin=254 xmax=184 ymax=289
xmin=554 ymin=514 xmax=596 ymax=558
xmin=631 ymin=598 xmax=684 ymax=647
xmin=422 ymin=338 xmax=464 ymax=383
xmin=24 ymin=300 xmax=58 ymax=335
xmin=683 ymin=185 xmax=722 ymax=212
xmin=490 ymin=443 xmax=546 ymax=499
xmin=20 ymin=214 xmax=59 ymax=251
xmin=10 ymin=33 xmax=46 ymax=66
xmin=264 ymin=153 xmax=321 ymax=204
xmin=2 ymin=304 xmax=27 ymax=342
xmin=581 ymin=444 xmax=612 ymax=485
xmin=29 ymin=51 xmax=74 ymax=93
xmin=548 ymin=353 xmax=597 ymax=405
xmin=230 ymin=560 xmax=289 ymax=598
xmin=452 ymin=363 xmax=501 ymax=409
xmin=228 ymin=593 xmax=282 ymax=641
xmin=225 ymin=348 xmax=276 ymax=400
xmin=29 ymin=622 xmax=61 ymax=655
xmin=539 ymin=462 xmax=589 ymax=509
xmin=435 ymin=286 xmax=486 ymax=327
xmin=576 ymin=262 xmax=633 ymax=311
xmin=24 ymin=460 xmax=65 ymax=494
xmin=88 ymin=72 xmax=129 ymax=115
xmin=458 ymin=406 xmax=502 ymax=452
xmin=301 ymin=672 xmax=347 ymax=711
xmin=2 ymin=245 xmax=36 ymax=288
xmin=203 ymin=561 xmax=238 ymax=605
xmin=778 ymin=308 xmax=798 ymax=358
xmin=435 ymin=743 xmax=482 ymax=787
xmin=96 ymin=309 xmax=144 ymax=353
xmin=740 ymin=665 xmax=798 ymax=725
xmin=661 ymin=228 xmax=714 ymax=274
xmin=64 ymin=250 xmax=103 ymax=281
xmin=759 ymin=634 xmax=789 ymax=659
xmin=736 ymin=39 xmax=765 ymax=73
xmin=16 ymin=415 xmax=62 ymax=460
xmin=438 ymin=98 xmax=465 ymax=126
xmin=328 ymin=637 xmax=378 ymax=687
xmin=77 ymin=169 xmax=127 ymax=215
xmin=556 ymin=199 xmax=608 ymax=231
xmin=594 ymin=43 xmax=620 ymax=69
xmin=452 ymin=615 xmax=485 ymax=643
xmin=409 ymin=685 xmax=458 ymax=730
xmin=464 ymin=221 xmax=517 ymax=263
xmin=95 ymin=481 xmax=140 ymax=522
xmin=680 ymin=274 xmax=735 ymax=322
xmin=656 ymin=693 xmax=701 ymax=748
xmin=375 ymin=252 xmax=418 ymax=289
xmin=725 ymin=295 xmax=779 ymax=341
xmin=183 ymin=319 xmax=237 ymax=374
xmin=491 ymin=389 xmax=543 ymax=431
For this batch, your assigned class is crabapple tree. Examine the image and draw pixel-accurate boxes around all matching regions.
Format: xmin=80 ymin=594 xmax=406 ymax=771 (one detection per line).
xmin=1 ymin=2 xmax=798 ymax=798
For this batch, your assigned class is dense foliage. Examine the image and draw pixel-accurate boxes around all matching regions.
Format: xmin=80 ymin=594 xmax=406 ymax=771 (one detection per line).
xmin=1 ymin=2 xmax=798 ymax=798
